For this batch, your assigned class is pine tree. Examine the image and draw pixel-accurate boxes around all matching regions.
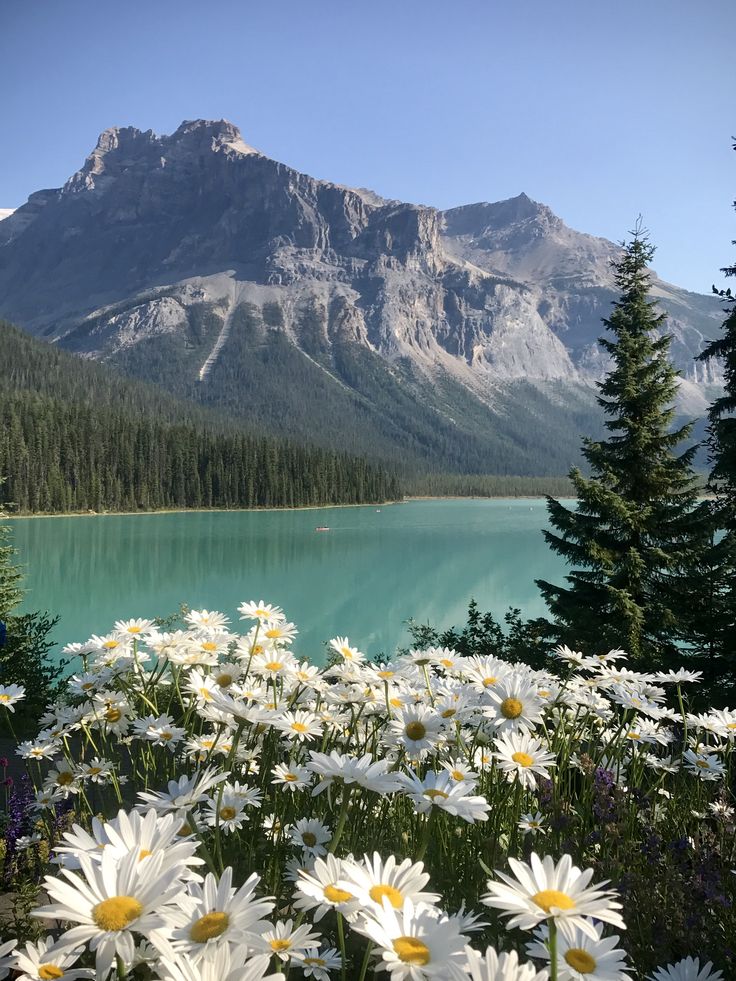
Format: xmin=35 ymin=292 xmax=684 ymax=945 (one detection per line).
xmin=536 ymin=225 xmax=707 ymax=665
xmin=689 ymin=142 xmax=736 ymax=687
xmin=0 ymin=508 xmax=23 ymax=618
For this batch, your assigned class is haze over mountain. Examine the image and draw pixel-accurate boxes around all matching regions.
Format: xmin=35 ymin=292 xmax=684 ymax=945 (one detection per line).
xmin=0 ymin=119 xmax=724 ymax=474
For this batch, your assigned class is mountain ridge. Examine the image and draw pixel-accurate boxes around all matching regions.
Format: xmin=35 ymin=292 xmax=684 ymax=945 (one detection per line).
xmin=0 ymin=119 xmax=724 ymax=474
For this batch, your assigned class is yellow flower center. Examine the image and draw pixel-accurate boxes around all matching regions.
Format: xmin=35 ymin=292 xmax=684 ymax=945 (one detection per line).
xmin=217 ymin=673 xmax=233 ymax=687
xmin=264 ymin=661 xmax=283 ymax=672
xmin=82 ymin=682 xmax=94 ymax=690
xmin=201 ymin=642 xmax=217 ymax=651
xmin=0 ymin=694 xmax=10 ymax=702
xmin=92 ymin=895 xmax=143 ymax=931
xmin=301 ymin=831 xmax=318 ymax=847
xmin=405 ymin=721 xmax=427 ymax=741
xmin=88 ymin=767 xmax=102 ymax=775
xmin=539 ymin=689 xmax=551 ymax=698
xmin=177 ymin=822 xmax=193 ymax=837
xmin=393 ymin=937 xmax=430 ymax=965
xmin=695 ymin=760 xmax=711 ymax=769
xmin=57 ymin=772 xmax=74 ymax=786
xmin=190 ymin=911 xmax=230 ymax=942
xmin=198 ymin=688 xmax=213 ymax=701
xmin=532 ymin=889 xmax=576 ymax=913
xmin=565 ymin=949 xmax=597 ymax=973
xmin=451 ymin=770 xmax=465 ymax=781
xmin=500 ymin=697 xmax=523 ymax=719
xmin=424 ymin=789 xmax=449 ymax=800
xmin=102 ymin=640 xmax=119 ymax=649
xmin=138 ymin=849 xmax=152 ymax=861
xmin=324 ymin=884 xmax=354 ymax=903
xmin=341 ymin=647 xmax=353 ymax=658
xmin=512 ymin=751 xmax=534 ymax=767
xmin=220 ymin=806 xmax=237 ymax=821
xmin=441 ymin=708 xmax=456 ymax=718
xmin=378 ymin=670 xmax=394 ymax=679
xmin=292 ymin=722 xmax=309 ymax=733
xmin=727 ymin=722 xmax=736 ymax=729
xmin=105 ymin=708 xmax=122 ymax=723
xmin=284 ymin=773 xmax=299 ymax=782
xmin=482 ymin=676 xmax=497 ymax=687
xmin=370 ymin=884 xmax=404 ymax=908
xmin=390 ymin=697 xmax=403 ymax=708
xmin=38 ymin=967 xmax=65 ymax=980
xmin=265 ymin=628 xmax=283 ymax=639
xmin=303 ymin=958 xmax=326 ymax=967
xmin=270 ymin=938 xmax=292 ymax=952
xmin=127 ymin=626 xmax=142 ymax=633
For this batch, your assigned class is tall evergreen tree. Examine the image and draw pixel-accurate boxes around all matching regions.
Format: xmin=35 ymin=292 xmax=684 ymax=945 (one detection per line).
xmin=536 ymin=226 xmax=707 ymax=665
xmin=689 ymin=142 xmax=736 ymax=687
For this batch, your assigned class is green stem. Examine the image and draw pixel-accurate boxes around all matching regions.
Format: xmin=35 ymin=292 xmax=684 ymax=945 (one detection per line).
xmin=337 ymin=911 xmax=348 ymax=981
xmin=328 ymin=786 xmax=353 ymax=854
xmin=357 ymin=941 xmax=374 ymax=981
xmin=548 ymin=918 xmax=558 ymax=981
xmin=415 ymin=807 xmax=437 ymax=861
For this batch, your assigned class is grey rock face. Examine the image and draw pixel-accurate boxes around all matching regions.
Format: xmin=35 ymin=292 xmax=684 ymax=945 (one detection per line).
xmin=0 ymin=119 xmax=725 ymax=445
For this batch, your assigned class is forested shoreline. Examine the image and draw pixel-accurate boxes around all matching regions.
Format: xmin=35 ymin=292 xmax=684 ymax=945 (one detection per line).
xmin=0 ymin=322 xmax=400 ymax=512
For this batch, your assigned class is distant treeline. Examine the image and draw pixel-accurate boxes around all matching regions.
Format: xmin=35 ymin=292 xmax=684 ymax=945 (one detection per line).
xmin=0 ymin=323 xmax=400 ymax=513
xmin=404 ymin=473 xmax=574 ymax=498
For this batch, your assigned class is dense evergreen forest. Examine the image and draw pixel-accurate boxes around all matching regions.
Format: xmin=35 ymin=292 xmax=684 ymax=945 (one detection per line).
xmin=0 ymin=323 xmax=400 ymax=512
xmin=407 ymin=473 xmax=575 ymax=498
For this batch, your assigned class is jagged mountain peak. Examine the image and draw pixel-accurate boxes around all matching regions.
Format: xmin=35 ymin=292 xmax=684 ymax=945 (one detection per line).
xmin=0 ymin=118 xmax=724 ymax=467
xmin=442 ymin=193 xmax=562 ymax=239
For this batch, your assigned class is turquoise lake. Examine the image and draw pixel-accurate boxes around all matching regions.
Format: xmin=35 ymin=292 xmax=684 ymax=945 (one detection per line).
xmin=8 ymin=499 xmax=570 ymax=665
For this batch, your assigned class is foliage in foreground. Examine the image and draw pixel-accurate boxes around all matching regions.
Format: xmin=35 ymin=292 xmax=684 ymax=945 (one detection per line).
xmin=0 ymin=602 xmax=733 ymax=981
xmin=0 ymin=520 xmax=62 ymax=730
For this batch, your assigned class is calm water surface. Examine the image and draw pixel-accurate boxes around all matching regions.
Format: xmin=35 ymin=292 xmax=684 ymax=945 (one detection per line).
xmin=9 ymin=500 xmax=569 ymax=664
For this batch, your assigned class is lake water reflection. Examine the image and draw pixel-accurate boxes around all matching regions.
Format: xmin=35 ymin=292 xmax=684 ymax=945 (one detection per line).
xmin=9 ymin=499 xmax=570 ymax=664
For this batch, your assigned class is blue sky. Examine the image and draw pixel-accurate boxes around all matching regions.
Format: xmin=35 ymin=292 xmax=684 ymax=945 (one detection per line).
xmin=2 ymin=0 xmax=733 ymax=292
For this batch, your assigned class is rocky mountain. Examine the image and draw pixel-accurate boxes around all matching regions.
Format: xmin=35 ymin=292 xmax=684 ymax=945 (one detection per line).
xmin=0 ymin=119 xmax=724 ymax=474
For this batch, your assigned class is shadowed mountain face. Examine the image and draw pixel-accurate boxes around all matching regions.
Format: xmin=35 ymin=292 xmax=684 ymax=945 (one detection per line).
xmin=0 ymin=119 xmax=724 ymax=473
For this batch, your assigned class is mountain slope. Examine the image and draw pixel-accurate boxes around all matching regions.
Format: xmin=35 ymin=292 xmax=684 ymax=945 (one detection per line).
xmin=0 ymin=119 xmax=723 ymax=474
xmin=0 ymin=322 xmax=399 ymax=512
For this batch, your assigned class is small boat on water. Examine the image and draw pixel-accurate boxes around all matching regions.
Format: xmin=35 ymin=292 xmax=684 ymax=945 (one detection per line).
xmin=315 ymin=526 xmax=330 ymax=532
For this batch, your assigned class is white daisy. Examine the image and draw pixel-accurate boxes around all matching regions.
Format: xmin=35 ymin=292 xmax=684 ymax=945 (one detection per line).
xmin=262 ymin=920 xmax=321 ymax=962
xmin=169 ymin=868 xmax=274 ymax=961
xmin=0 ymin=683 xmax=25 ymax=711
xmin=465 ymin=945 xmax=548 ymax=981
xmin=493 ymin=731 xmax=557 ymax=790
xmin=484 ymin=674 xmax=545 ymax=733
xmin=353 ymin=898 xmax=468 ymax=980
xmin=136 ymin=768 xmax=229 ymax=813
xmin=33 ymin=848 xmax=183 ymax=977
xmin=398 ymin=770 xmax=490 ymax=823
xmin=647 ymin=958 xmax=723 ymax=981
xmin=336 ymin=852 xmax=440 ymax=912
xmin=272 ymin=761 xmax=312 ymax=792
xmin=683 ymin=749 xmax=725 ymax=781
xmin=288 ymin=818 xmax=331 ymax=857
xmin=527 ymin=920 xmax=632 ymax=979
xmin=238 ymin=601 xmax=285 ymax=623
xmin=482 ymin=853 xmax=626 ymax=941
xmin=11 ymin=935 xmax=93 ymax=981
xmin=299 ymin=946 xmax=342 ymax=979
xmin=295 ymin=854 xmax=361 ymax=921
